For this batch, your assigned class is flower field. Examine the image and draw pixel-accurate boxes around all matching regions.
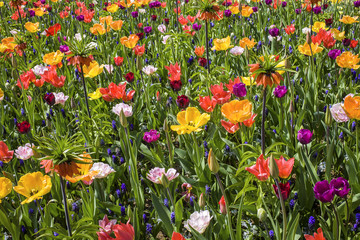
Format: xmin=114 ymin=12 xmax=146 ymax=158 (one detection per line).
xmin=1 ymin=0 xmax=360 ymax=239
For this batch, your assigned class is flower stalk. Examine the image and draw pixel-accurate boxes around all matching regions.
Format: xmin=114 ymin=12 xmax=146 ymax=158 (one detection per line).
xmin=59 ymin=176 xmax=72 ymax=237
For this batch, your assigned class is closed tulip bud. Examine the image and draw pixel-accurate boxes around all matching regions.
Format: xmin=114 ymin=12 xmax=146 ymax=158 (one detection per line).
xmin=119 ymin=109 xmax=128 ymax=127
xmin=289 ymin=100 xmax=294 ymax=112
xmin=284 ymin=58 xmax=291 ymax=69
xmin=163 ymin=119 xmax=169 ymax=132
xmin=137 ymin=57 xmax=142 ymax=70
xmin=218 ymin=196 xmax=226 ymax=215
xmin=244 ymin=46 xmax=249 ymax=61
xmin=325 ymin=105 xmax=332 ymax=126
xmin=208 ymin=148 xmax=219 ymax=173
xmin=269 ymin=155 xmax=279 ymax=178
xmin=127 ymin=206 xmax=133 ymax=217
xmin=257 ymin=208 xmax=267 ymax=222
xmin=109 ymin=194 xmax=115 ymax=202
xmin=161 ymin=173 xmax=170 ymax=188
xmin=199 ymin=193 xmax=205 ymax=208
xmin=306 ymin=32 xmax=312 ymax=45
xmin=11 ymin=55 xmax=17 ymax=68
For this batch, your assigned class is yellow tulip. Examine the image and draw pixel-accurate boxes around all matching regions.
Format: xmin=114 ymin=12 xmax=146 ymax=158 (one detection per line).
xmin=100 ymin=16 xmax=113 ymax=26
xmin=330 ymin=29 xmax=345 ymax=41
xmin=336 ymin=51 xmax=360 ymax=69
xmin=43 ymin=50 xmax=64 ymax=66
xmin=82 ymin=61 xmax=104 ymax=78
xmin=298 ymin=42 xmax=323 ymax=56
xmin=241 ymin=77 xmax=256 ymax=86
xmin=339 ymin=15 xmax=359 ymax=24
xmin=0 ymin=2 xmax=4 ymax=7
xmin=239 ymin=37 xmax=257 ymax=49
xmin=107 ymin=4 xmax=119 ymax=13
xmin=90 ymin=24 xmax=107 ymax=35
xmin=110 ymin=20 xmax=124 ymax=31
xmin=221 ymin=99 xmax=252 ymax=124
xmin=120 ymin=34 xmax=140 ymax=49
xmin=34 ymin=8 xmax=47 ymax=16
xmin=241 ymin=6 xmax=253 ymax=17
xmin=229 ymin=5 xmax=239 ymax=14
xmin=13 ymin=172 xmax=52 ymax=204
xmin=311 ymin=22 xmax=327 ymax=33
xmin=211 ymin=36 xmax=233 ymax=51
xmin=170 ymin=107 xmax=210 ymax=134
xmin=24 ymin=22 xmax=40 ymax=33
xmin=0 ymin=37 xmax=16 ymax=53
xmin=0 ymin=177 xmax=12 ymax=203
xmin=89 ymin=88 xmax=103 ymax=100
xmin=0 ymin=88 xmax=4 ymax=101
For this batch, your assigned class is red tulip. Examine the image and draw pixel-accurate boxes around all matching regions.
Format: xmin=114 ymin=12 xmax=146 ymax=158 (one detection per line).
xmin=245 ymin=154 xmax=270 ymax=181
xmin=218 ymin=195 xmax=227 ymax=214
xmin=16 ymin=121 xmax=31 ymax=134
xmin=0 ymin=141 xmax=14 ymax=163
xmin=172 ymin=232 xmax=186 ymax=240
xmin=275 ymin=156 xmax=294 ymax=179
xmin=113 ymin=219 xmax=135 ymax=240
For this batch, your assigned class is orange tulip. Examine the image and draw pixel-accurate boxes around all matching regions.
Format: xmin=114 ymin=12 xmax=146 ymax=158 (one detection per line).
xmin=120 ymin=34 xmax=140 ymax=49
xmin=199 ymin=95 xmax=217 ymax=112
xmin=242 ymin=113 xmax=257 ymax=127
xmin=245 ymin=154 xmax=270 ymax=181
xmin=90 ymin=23 xmax=107 ymax=35
xmin=221 ymin=120 xmax=239 ymax=134
xmin=275 ymin=156 xmax=294 ymax=179
xmin=110 ymin=20 xmax=124 ymax=31
xmin=304 ymin=228 xmax=326 ymax=240
xmin=221 ymin=99 xmax=252 ymax=123
xmin=194 ymin=46 xmax=205 ymax=57
xmin=239 ymin=37 xmax=257 ymax=49
xmin=133 ymin=44 xmax=145 ymax=56
xmin=99 ymin=16 xmax=113 ymax=26
xmin=343 ymin=94 xmax=360 ymax=119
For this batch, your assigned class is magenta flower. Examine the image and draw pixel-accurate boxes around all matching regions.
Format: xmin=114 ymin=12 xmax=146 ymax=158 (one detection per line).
xmin=273 ymin=85 xmax=288 ymax=98
xmin=297 ymin=129 xmax=313 ymax=145
xmin=330 ymin=177 xmax=350 ymax=198
xmin=328 ymin=49 xmax=341 ymax=60
xmin=233 ymin=83 xmax=247 ymax=98
xmin=314 ymin=180 xmax=335 ymax=203
xmin=143 ymin=130 xmax=160 ymax=143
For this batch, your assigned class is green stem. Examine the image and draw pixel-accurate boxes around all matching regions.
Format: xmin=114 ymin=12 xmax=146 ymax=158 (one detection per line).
xmin=60 ymin=177 xmax=72 ymax=237
xmin=167 ymin=187 xmax=175 ymax=210
xmin=332 ymin=203 xmax=340 ymax=240
xmin=215 ymin=173 xmax=235 ymax=240
xmin=274 ymin=178 xmax=287 ymax=240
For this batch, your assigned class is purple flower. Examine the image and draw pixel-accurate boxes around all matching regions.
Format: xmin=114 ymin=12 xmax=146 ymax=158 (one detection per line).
xmin=328 ymin=49 xmax=341 ymax=60
xmin=312 ymin=6 xmax=321 ymax=14
xmin=143 ymin=130 xmax=160 ymax=143
xmin=269 ymin=28 xmax=280 ymax=37
xmin=297 ymin=129 xmax=312 ymax=145
xmin=273 ymin=85 xmax=288 ymax=98
xmin=131 ymin=11 xmax=139 ymax=18
xmin=149 ymin=1 xmax=161 ymax=8
xmin=355 ymin=0 xmax=360 ymax=7
xmin=233 ymin=83 xmax=247 ymax=98
xmin=192 ymin=23 xmax=202 ymax=31
xmin=76 ymin=15 xmax=84 ymax=21
xmin=144 ymin=26 xmax=152 ymax=34
xmin=224 ymin=10 xmax=232 ymax=17
xmin=29 ymin=10 xmax=35 ymax=17
xmin=59 ymin=45 xmax=69 ymax=53
xmin=252 ymin=6 xmax=258 ymax=12
xmin=330 ymin=177 xmax=350 ymax=198
xmin=281 ymin=1 xmax=287 ymax=7
xmin=295 ymin=8 xmax=301 ymax=14
xmin=314 ymin=180 xmax=335 ymax=203
xmin=265 ymin=0 xmax=272 ymax=5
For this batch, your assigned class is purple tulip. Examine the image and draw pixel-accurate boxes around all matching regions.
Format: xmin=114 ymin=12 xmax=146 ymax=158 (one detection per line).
xmin=131 ymin=11 xmax=139 ymax=18
xmin=342 ymin=38 xmax=351 ymax=47
xmin=144 ymin=26 xmax=152 ymax=34
xmin=265 ymin=0 xmax=272 ymax=5
xmin=297 ymin=129 xmax=313 ymax=145
xmin=143 ymin=130 xmax=160 ymax=143
xmin=59 ymin=45 xmax=69 ymax=53
xmin=273 ymin=85 xmax=288 ymax=98
xmin=233 ymin=83 xmax=247 ymax=98
xmin=192 ymin=23 xmax=202 ymax=31
xmin=252 ymin=6 xmax=258 ymax=12
xmin=312 ymin=6 xmax=321 ymax=14
xmin=295 ymin=8 xmax=301 ymax=14
xmin=149 ymin=1 xmax=161 ymax=8
xmin=76 ymin=15 xmax=84 ymax=21
xmin=281 ymin=1 xmax=287 ymax=7
xmin=224 ymin=10 xmax=232 ymax=17
xmin=314 ymin=180 xmax=335 ymax=203
xmin=330 ymin=177 xmax=350 ymax=198
xmin=328 ymin=49 xmax=341 ymax=60
xmin=269 ymin=28 xmax=280 ymax=37
xmin=29 ymin=10 xmax=35 ymax=17
xmin=354 ymin=0 xmax=360 ymax=7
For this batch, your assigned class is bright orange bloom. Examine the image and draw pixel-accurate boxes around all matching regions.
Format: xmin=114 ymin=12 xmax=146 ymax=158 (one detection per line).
xmin=110 ymin=20 xmax=124 ymax=31
xmin=178 ymin=15 xmax=188 ymax=25
xmin=221 ymin=99 xmax=253 ymax=123
xmin=172 ymin=232 xmax=186 ymax=240
xmin=40 ymin=66 xmax=66 ymax=88
xmin=239 ymin=37 xmax=257 ymax=49
xmin=16 ymin=70 xmax=36 ymax=90
xmin=199 ymin=95 xmax=217 ymax=112
xmin=254 ymin=72 xmax=283 ymax=88
xmin=0 ymin=141 xmax=14 ymax=163
xmin=194 ymin=46 xmax=205 ymax=57
xmin=284 ymin=24 xmax=295 ymax=35
xmin=65 ymin=154 xmax=98 ymax=184
xmin=187 ymin=15 xmax=196 ymax=23
xmin=99 ymin=16 xmax=113 ymax=26
xmin=275 ymin=156 xmax=294 ymax=179
xmin=99 ymin=82 xmax=135 ymax=102
xmin=336 ymin=51 xmax=360 ymax=69
xmin=304 ymin=228 xmax=326 ymax=240
xmin=221 ymin=120 xmax=239 ymax=134
xmin=43 ymin=50 xmax=64 ymax=66
xmin=0 ymin=37 xmax=17 ymax=53
xmin=133 ymin=44 xmax=145 ymax=56
xmin=343 ymin=95 xmax=360 ymax=119
xmin=90 ymin=23 xmax=107 ymax=35
xmin=40 ymin=159 xmax=80 ymax=179
xmin=245 ymin=154 xmax=270 ymax=181
xmin=165 ymin=62 xmax=181 ymax=81
xmin=120 ymin=34 xmax=140 ymax=49
xmin=45 ymin=23 xmax=61 ymax=36
xmin=241 ymin=6 xmax=253 ymax=17
xmin=210 ymin=83 xmax=231 ymax=104
xmin=225 ymin=77 xmax=242 ymax=93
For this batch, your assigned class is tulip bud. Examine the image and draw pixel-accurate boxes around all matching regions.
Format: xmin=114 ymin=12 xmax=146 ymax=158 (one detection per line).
xmin=119 ymin=109 xmax=128 ymax=127
xmin=163 ymin=118 xmax=169 ymax=132
xmin=161 ymin=173 xmax=170 ymax=188
xmin=325 ymin=105 xmax=332 ymax=126
xmin=109 ymin=194 xmax=115 ymax=202
xmin=218 ymin=196 xmax=227 ymax=215
xmin=208 ymin=148 xmax=219 ymax=173
xmin=289 ymin=100 xmax=294 ymax=112
xmin=11 ymin=55 xmax=17 ymax=68
xmin=284 ymin=58 xmax=291 ymax=69
xmin=136 ymin=57 xmax=142 ymax=70
xmin=244 ymin=46 xmax=249 ymax=61
xmin=199 ymin=193 xmax=205 ymax=208
xmin=257 ymin=208 xmax=267 ymax=222
xmin=127 ymin=206 xmax=133 ymax=217
xmin=306 ymin=32 xmax=312 ymax=45
xmin=269 ymin=154 xmax=279 ymax=178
